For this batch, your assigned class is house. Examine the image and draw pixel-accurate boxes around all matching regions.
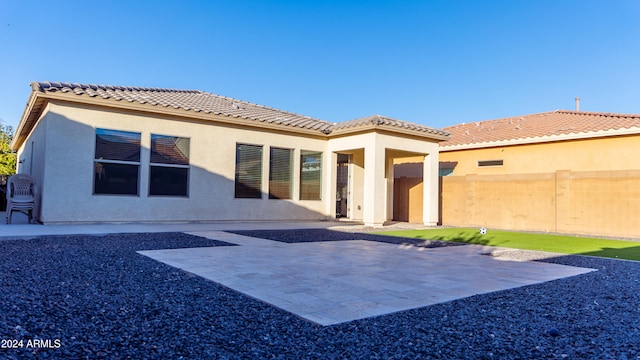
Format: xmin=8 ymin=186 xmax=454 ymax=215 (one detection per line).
xmin=437 ymin=110 xmax=640 ymax=238
xmin=439 ymin=110 xmax=640 ymax=175
xmin=11 ymin=82 xmax=449 ymax=226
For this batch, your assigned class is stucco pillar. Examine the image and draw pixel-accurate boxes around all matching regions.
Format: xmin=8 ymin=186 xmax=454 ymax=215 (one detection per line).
xmin=422 ymin=153 xmax=439 ymax=226
xmin=386 ymin=155 xmax=395 ymax=222
xmin=363 ymin=141 xmax=387 ymax=227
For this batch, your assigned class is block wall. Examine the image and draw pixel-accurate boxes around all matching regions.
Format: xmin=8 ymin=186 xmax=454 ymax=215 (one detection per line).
xmin=441 ymin=170 xmax=640 ymax=238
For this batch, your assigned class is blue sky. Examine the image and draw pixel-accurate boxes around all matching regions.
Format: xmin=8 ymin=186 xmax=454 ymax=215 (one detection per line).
xmin=1 ymin=0 xmax=639 ymax=130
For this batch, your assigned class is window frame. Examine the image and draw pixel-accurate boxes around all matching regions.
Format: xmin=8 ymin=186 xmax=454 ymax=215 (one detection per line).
xmin=235 ymin=143 xmax=264 ymax=199
xmin=269 ymin=147 xmax=293 ymax=200
xmin=93 ymin=128 xmax=141 ymax=196
xmin=299 ymin=150 xmax=323 ymax=201
xmin=148 ymin=134 xmax=191 ymax=197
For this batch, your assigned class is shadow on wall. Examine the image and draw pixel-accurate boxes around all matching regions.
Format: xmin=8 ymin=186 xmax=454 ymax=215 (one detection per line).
xmin=17 ymin=112 xmax=329 ymax=224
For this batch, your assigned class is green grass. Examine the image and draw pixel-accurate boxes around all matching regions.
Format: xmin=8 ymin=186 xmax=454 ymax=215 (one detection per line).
xmin=375 ymin=228 xmax=640 ymax=261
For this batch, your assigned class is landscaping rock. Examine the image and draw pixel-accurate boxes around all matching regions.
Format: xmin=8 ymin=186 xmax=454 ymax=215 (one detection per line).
xmin=0 ymin=230 xmax=639 ymax=359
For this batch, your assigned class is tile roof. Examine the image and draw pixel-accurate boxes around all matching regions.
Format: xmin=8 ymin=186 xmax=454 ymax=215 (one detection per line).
xmin=440 ymin=110 xmax=640 ymax=148
xmin=15 ymin=81 xmax=450 ymax=150
xmin=332 ymin=114 xmax=450 ymax=138
xmin=27 ymin=82 xmax=448 ymax=141
xmin=32 ymin=81 xmax=334 ymax=133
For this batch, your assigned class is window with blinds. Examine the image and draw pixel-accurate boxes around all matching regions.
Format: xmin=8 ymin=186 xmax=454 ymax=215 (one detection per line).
xmin=149 ymin=134 xmax=190 ymax=196
xmin=94 ymin=128 xmax=141 ymax=195
xmin=235 ymin=143 xmax=263 ymax=198
xmin=269 ymin=147 xmax=292 ymax=199
xmin=300 ymin=151 xmax=322 ymax=200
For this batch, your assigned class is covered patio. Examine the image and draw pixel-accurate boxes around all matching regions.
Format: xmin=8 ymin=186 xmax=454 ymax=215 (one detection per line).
xmin=328 ymin=128 xmax=442 ymax=227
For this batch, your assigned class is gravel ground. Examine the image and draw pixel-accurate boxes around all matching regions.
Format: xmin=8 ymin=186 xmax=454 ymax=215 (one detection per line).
xmin=1 ymin=230 xmax=639 ymax=359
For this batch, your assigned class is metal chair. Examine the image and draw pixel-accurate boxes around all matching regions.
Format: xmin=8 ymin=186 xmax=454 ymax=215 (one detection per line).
xmin=6 ymin=174 xmax=37 ymax=224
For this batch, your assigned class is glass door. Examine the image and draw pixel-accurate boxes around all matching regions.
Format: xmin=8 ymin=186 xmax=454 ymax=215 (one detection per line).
xmin=336 ymin=154 xmax=350 ymax=218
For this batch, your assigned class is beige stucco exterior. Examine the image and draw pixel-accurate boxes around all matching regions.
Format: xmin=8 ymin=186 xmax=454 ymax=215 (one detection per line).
xmin=14 ymin=94 xmax=445 ymax=226
xmin=440 ymin=134 xmax=640 ymax=175
xmin=18 ymin=101 xmax=329 ymax=223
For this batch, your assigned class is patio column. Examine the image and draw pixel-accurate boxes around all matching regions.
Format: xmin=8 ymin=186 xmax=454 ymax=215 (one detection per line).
xmin=423 ymin=153 xmax=439 ymax=226
xmin=363 ymin=141 xmax=387 ymax=227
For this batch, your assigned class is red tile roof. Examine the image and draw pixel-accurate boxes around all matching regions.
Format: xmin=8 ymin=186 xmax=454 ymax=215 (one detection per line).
xmin=440 ymin=110 xmax=640 ymax=148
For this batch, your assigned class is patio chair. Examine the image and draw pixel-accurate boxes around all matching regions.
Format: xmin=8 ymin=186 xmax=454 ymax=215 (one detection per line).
xmin=6 ymin=174 xmax=37 ymax=224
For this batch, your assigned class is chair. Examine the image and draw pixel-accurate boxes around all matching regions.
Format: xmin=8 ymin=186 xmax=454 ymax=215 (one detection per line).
xmin=6 ymin=174 xmax=37 ymax=224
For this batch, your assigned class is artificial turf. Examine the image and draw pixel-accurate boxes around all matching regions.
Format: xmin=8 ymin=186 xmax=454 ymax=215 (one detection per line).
xmin=375 ymin=227 xmax=640 ymax=261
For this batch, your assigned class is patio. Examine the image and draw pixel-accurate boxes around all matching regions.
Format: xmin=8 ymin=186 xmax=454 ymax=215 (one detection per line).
xmin=0 ymin=215 xmax=595 ymax=325
xmin=139 ymin=230 xmax=595 ymax=326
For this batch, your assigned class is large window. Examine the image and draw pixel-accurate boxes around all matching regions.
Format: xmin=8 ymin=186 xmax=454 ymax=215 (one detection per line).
xmin=300 ymin=151 xmax=322 ymax=200
xmin=269 ymin=147 xmax=292 ymax=199
xmin=94 ymin=128 xmax=141 ymax=195
xmin=149 ymin=134 xmax=190 ymax=196
xmin=235 ymin=143 xmax=263 ymax=198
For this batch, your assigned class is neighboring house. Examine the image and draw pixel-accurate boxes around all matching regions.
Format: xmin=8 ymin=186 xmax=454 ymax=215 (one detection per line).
xmin=438 ymin=110 xmax=640 ymax=238
xmin=12 ymin=82 xmax=449 ymax=226
xmin=439 ymin=110 xmax=640 ymax=175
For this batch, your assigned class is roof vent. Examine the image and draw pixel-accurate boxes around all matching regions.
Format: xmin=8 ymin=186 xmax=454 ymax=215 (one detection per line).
xmin=575 ymin=97 xmax=580 ymax=112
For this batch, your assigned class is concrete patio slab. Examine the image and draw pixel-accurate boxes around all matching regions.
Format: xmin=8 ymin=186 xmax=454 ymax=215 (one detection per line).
xmin=138 ymin=231 xmax=596 ymax=326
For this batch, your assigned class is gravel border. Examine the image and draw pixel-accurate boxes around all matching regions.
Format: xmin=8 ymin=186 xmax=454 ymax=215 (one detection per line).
xmin=1 ymin=230 xmax=639 ymax=359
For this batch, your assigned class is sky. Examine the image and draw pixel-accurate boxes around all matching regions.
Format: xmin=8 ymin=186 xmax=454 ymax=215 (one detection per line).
xmin=1 ymin=0 xmax=639 ymax=131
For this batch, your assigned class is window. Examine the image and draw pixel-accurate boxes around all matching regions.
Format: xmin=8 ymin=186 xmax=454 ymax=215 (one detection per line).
xmin=478 ymin=160 xmax=504 ymax=167
xmin=235 ymin=143 xmax=263 ymax=198
xmin=300 ymin=151 xmax=322 ymax=200
xmin=94 ymin=128 xmax=141 ymax=195
xmin=149 ymin=134 xmax=190 ymax=196
xmin=269 ymin=147 xmax=292 ymax=199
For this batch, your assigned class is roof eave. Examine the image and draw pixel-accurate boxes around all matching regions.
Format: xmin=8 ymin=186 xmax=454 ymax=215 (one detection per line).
xmin=329 ymin=123 xmax=450 ymax=141
xmin=11 ymin=90 xmax=48 ymax=150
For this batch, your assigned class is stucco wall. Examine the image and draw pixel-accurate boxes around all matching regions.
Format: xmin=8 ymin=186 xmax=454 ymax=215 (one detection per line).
xmin=16 ymin=108 xmax=48 ymax=219
xmin=31 ymin=102 xmax=330 ymax=223
xmin=16 ymin=99 xmax=445 ymax=225
xmin=440 ymin=135 xmax=640 ymax=175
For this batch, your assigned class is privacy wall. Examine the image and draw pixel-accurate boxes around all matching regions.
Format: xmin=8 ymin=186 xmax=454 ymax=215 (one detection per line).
xmin=441 ymin=170 xmax=640 ymax=238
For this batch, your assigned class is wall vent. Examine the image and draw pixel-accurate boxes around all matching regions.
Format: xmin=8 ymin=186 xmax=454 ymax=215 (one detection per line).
xmin=478 ymin=160 xmax=504 ymax=167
